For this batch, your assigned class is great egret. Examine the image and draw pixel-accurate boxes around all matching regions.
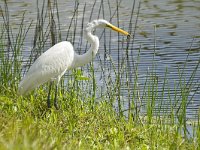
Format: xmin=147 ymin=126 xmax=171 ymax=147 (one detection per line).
xmin=18 ymin=19 xmax=130 ymax=109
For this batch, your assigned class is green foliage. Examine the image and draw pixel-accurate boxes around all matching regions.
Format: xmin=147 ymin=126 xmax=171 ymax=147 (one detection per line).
xmin=0 ymin=91 xmax=198 ymax=150
xmin=0 ymin=0 xmax=199 ymax=149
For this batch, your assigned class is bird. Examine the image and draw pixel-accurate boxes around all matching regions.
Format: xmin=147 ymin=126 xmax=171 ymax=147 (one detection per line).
xmin=18 ymin=19 xmax=130 ymax=109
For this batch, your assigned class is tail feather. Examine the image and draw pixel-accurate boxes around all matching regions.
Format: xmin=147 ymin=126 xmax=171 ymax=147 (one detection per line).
xmin=18 ymin=73 xmax=49 ymax=95
xmin=18 ymin=74 xmax=36 ymax=95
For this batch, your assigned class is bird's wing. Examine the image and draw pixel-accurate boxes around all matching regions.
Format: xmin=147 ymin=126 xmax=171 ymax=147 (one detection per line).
xmin=18 ymin=41 xmax=74 ymax=95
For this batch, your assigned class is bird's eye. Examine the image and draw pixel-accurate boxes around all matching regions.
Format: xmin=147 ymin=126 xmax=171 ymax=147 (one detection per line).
xmin=106 ymin=24 xmax=111 ymax=28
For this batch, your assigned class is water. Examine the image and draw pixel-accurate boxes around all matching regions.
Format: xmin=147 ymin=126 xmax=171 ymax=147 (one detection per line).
xmin=0 ymin=0 xmax=199 ymax=121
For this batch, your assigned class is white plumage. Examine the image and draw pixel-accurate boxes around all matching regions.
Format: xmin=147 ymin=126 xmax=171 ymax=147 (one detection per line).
xmin=18 ymin=41 xmax=74 ymax=95
xmin=18 ymin=19 xmax=129 ymax=108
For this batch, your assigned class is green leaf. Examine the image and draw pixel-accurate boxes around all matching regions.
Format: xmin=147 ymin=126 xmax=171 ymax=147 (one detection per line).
xmin=76 ymin=75 xmax=90 ymax=81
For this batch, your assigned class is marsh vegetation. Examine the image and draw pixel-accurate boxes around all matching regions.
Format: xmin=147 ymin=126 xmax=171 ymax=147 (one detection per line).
xmin=0 ymin=0 xmax=199 ymax=149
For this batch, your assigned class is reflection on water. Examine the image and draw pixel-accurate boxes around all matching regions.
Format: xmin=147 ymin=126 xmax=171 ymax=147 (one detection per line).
xmin=0 ymin=0 xmax=199 ymax=119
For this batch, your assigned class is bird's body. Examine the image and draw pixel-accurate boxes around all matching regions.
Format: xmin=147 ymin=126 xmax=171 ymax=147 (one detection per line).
xmin=18 ymin=19 xmax=129 ymax=108
xmin=18 ymin=41 xmax=74 ymax=95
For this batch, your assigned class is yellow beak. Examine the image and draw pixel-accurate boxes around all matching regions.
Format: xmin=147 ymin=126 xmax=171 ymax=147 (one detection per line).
xmin=107 ymin=24 xmax=130 ymax=36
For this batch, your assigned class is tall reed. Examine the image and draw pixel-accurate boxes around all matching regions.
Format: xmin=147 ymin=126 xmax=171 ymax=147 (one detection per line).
xmin=0 ymin=0 xmax=199 ymax=142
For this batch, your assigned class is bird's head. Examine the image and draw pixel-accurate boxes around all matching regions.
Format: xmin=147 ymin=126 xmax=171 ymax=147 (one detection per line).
xmin=85 ymin=19 xmax=130 ymax=37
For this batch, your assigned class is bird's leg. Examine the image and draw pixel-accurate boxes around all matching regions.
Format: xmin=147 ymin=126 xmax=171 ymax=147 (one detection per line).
xmin=47 ymin=82 xmax=53 ymax=108
xmin=54 ymin=84 xmax=59 ymax=110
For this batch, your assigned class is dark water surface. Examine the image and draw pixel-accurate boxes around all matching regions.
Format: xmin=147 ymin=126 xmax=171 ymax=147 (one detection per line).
xmin=0 ymin=0 xmax=199 ymax=120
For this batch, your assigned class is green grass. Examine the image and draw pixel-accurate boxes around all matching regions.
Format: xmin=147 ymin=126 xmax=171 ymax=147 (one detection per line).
xmin=0 ymin=0 xmax=200 ymax=149
xmin=0 ymin=90 xmax=198 ymax=150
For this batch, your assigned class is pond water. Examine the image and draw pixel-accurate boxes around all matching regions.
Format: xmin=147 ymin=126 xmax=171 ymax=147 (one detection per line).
xmin=0 ymin=0 xmax=199 ymax=121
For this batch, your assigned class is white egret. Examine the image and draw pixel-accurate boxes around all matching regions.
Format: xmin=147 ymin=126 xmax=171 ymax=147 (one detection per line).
xmin=18 ymin=19 xmax=130 ymax=109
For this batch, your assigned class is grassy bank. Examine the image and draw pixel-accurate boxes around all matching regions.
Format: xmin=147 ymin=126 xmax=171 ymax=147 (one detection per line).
xmin=0 ymin=90 xmax=198 ymax=149
xmin=0 ymin=0 xmax=200 ymax=149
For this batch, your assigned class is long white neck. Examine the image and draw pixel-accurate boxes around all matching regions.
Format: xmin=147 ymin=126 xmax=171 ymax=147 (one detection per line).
xmin=72 ymin=28 xmax=99 ymax=68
